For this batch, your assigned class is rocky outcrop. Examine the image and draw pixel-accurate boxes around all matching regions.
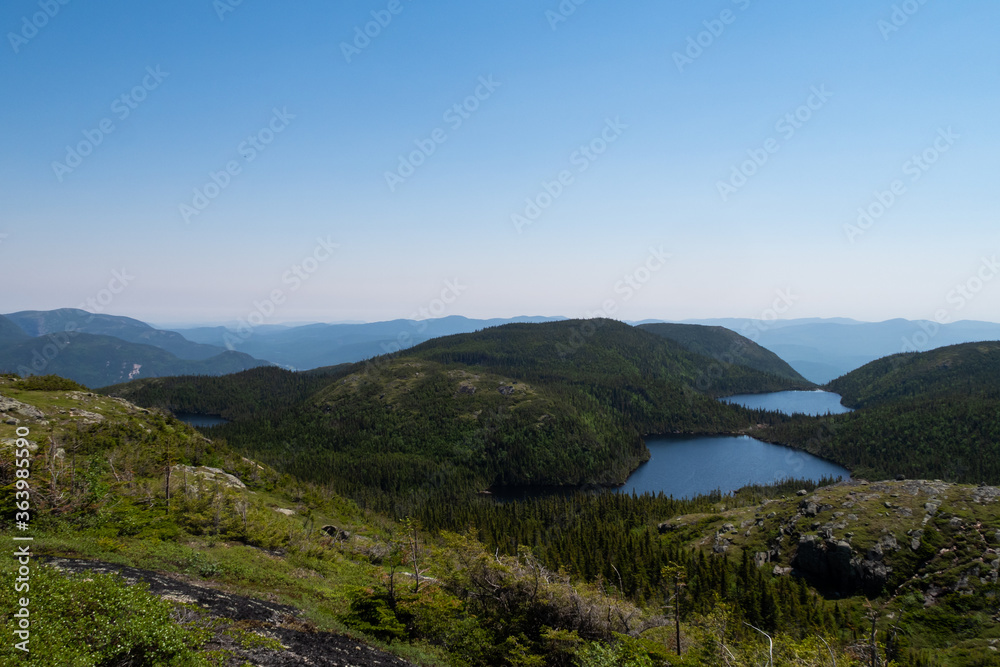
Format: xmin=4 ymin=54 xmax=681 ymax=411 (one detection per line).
xmin=170 ymin=465 xmax=246 ymax=495
xmin=793 ymin=534 xmax=893 ymax=594
xmin=0 ymin=393 xmax=45 ymax=420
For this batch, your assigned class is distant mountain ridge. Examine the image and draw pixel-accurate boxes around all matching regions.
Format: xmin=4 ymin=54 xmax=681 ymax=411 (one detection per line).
xmin=172 ymin=315 xmax=568 ymax=369
xmin=1 ymin=309 xmax=272 ymax=388
xmin=6 ymin=309 xmax=239 ymax=360
xmin=646 ymin=317 xmax=1000 ymax=383
xmin=0 ymin=314 xmax=29 ymax=342
xmin=0 ymin=331 xmax=270 ymax=388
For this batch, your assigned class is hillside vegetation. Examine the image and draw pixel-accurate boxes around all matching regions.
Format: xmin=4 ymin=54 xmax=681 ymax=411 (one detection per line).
xmin=762 ymin=341 xmax=1000 ymax=484
xmin=637 ymin=322 xmax=812 ymax=385
xmin=5 ymin=376 xmax=1000 ymax=664
xmin=106 ymin=320 xmax=807 ymax=506
xmin=104 ymin=364 xmax=351 ymax=422
xmin=827 ymin=341 xmax=1000 ymax=408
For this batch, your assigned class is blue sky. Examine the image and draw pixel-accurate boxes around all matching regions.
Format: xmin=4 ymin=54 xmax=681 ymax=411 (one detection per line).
xmin=1 ymin=0 xmax=998 ymax=326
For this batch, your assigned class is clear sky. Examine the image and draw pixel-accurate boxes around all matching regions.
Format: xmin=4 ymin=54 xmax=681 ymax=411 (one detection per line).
xmin=2 ymin=0 xmax=998 ymax=326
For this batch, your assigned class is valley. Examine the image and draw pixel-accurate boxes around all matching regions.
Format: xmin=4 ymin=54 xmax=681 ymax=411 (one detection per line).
xmin=2 ymin=316 xmax=1000 ymax=665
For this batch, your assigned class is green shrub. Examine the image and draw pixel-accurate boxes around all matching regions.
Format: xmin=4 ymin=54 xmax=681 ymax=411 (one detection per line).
xmin=0 ymin=557 xmax=208 ymax=666
xmin=12 ymin=375 xmax=89 ymax=391
xmin=341 ymin=588 xmax=407 ymax=642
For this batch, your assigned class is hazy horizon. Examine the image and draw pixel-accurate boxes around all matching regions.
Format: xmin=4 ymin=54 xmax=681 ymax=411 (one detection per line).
xmin=8 ymin=307 xmax=1000 ymax=332
xmin=3 ymin=2 xmax=998 ymax=324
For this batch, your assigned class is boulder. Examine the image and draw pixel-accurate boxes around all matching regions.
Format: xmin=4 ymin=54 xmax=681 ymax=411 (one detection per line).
xmin=170 ymin=465 xmax=246 ymax=495
xmin=0 ymin=394 xmax=44 ymax=420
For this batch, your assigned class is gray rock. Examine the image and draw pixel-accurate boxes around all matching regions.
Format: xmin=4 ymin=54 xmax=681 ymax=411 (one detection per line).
xmin=0 ymin=394 xmax=44 ymax=420
xmin=170 ymin=465 xmax=246 ymax=494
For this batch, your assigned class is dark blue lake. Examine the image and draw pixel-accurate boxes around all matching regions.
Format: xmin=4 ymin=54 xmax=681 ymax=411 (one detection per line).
xmin=493 ymin=390 xmax=851 ymax=501
xmin=174 ymin=413 xmax=230 ymax=428
xmin=615 ymin=434 xmax=848 ymax=499
xmin=719 ymin=390 xmax=852 ymax=416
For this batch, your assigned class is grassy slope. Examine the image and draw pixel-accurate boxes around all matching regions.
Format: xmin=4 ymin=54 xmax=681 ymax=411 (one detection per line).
xmin=637 ymin=322 xmax=813 ymax=385
xmin=0 ymin=376 xmax=458 ymax=664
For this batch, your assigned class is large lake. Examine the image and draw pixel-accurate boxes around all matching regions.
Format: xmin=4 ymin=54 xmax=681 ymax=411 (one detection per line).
xmin=494 ymin=390 xmax=851 ymax=501
xmin=615 ymin=434 xmax=848 ymax=499
xmin=719 ymin=389 xmax=852 ymax=416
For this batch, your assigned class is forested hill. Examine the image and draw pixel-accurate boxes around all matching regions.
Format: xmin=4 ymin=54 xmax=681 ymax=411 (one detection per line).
xmin=762 ymin=341 xmax=1000 ymax=484
xmin=106 ymin=319 xmax=807 ymax=503
xmin=637 ymin=322 xmax=812 ymax=385
xmin=104 ymin=364 xmax=351 ymax=422
xmin=826 ymin=340 xmax=1000 ymax=408
xmin=404 ymin=318 xmax=812 ymax=397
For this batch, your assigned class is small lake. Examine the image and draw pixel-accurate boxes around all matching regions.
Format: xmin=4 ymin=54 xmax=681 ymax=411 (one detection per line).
xmin=616 ymin=434 xmax=848 ymax=499
xmin=719 ymin=390 xmax=852 ymax=416
xmin=174 ymin=412 xmax=230 ymax=428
